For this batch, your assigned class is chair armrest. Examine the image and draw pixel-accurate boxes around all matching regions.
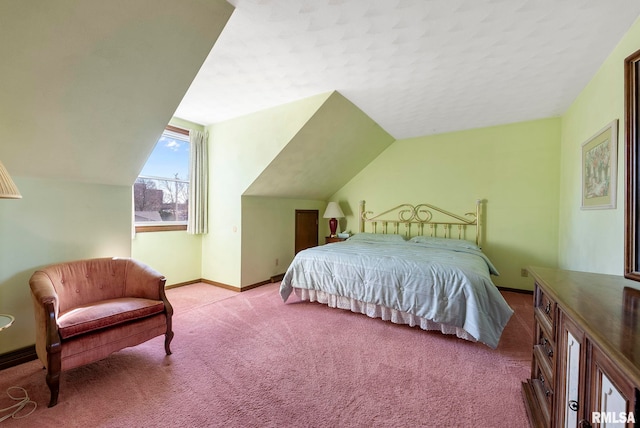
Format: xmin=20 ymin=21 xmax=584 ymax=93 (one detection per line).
xmin=123 ymin=258 xmax=166 ymax=300
xmin=44 ymin=301 xmax=62 ymax=353
xmin=30 ymin=271 xmax=59 ymax=318
xmin=29 ymin=271 xmax=62 ymax=357
xmin=123 ymin=258 xmax=173 ymax=322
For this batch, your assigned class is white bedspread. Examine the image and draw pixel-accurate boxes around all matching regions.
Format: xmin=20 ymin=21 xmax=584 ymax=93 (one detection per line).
xmin=279 ymin=239 xmax=514 ymax=348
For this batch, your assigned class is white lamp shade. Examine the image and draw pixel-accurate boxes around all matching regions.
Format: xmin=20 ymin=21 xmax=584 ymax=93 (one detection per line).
xmin=323 ymin=202 xmax=344 ymax=219
xmin=0 ymin=160 xmax=21 ymax=199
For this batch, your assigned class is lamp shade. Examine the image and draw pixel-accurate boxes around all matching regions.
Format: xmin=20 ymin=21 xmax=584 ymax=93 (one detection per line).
xmin=0 ymin=160 xmax=21 ymax=199
xmin=323 ymin=202 xmax=344 ymax=219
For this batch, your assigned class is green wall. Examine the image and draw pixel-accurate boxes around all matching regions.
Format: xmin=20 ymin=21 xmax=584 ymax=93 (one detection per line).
xmin=243 ymin=92 xmax=395 ymax=199
xmin=558 ymin=17 xmax=640 ymax=274
xmin=331 ymin=118 xmax=561 ymax=291
xmin=204 ymin=94 xmax=332 ymax=287
xmin=241 ymin=196 xmax=328 ymax=286
xmin=131 ymin=231 xmax=202 ymax=286
xmin=0 ymin=1 xmax=233 ymax=356
xmin=0 ymin=177 xmax=132 ymax=353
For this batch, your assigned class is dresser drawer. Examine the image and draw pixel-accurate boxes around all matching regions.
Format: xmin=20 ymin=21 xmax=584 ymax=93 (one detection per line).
xmin=534 ymin=284 xmax=555 ymax=334
xmin=532 ymin=360 xmax=553 ymax=424
xmin=535 ymin=322 xmax=554 ymax=372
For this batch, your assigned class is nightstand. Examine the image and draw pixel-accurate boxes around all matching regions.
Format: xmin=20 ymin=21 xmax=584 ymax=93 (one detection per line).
xmin=325 ymin=236 xmax=347 ymax=244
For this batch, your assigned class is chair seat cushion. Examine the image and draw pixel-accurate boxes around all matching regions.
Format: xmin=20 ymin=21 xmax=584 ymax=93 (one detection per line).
xmin=58 ymin=297 xmax=165 ymax=339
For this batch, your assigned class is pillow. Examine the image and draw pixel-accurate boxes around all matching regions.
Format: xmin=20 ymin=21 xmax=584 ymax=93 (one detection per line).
xmin=409 ymin=236 xmax=480 ymax=251
xmin=347 ymin=233 xmax=406 ymax=243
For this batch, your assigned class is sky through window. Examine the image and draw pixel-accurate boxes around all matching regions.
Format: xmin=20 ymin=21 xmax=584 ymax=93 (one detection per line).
xmin=140 ymin=131 xmax=190 ymax=180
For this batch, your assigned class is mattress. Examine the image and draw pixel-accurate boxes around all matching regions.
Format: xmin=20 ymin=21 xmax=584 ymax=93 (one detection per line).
xmin=279 ymin=235 xmax=514 ymax=348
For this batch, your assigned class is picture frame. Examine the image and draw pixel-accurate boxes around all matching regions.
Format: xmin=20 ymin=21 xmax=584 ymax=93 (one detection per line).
xmin=581 ymin=119 xmax=618 ymax=210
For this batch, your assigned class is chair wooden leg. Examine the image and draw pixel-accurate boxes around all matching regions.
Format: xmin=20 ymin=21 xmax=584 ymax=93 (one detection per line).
xmin=46 ymin=354 xmax=61 ymax=407
xmin=164 ymin=309 xmax=174 ymax=355
xmin=46 ymin=370 xmax=60 ymax=407
xmin=44 ymin=300 xmax=62 ymax=407
xmin=165 ymin=330 xmax=174 ymax=355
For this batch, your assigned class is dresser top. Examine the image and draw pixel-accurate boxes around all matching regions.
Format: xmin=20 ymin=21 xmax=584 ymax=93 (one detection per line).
xmin=528 ymin=266 xmax=640 ymax=386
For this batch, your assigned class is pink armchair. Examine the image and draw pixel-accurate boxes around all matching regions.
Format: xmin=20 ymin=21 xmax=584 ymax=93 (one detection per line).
xmin=29 ymin=257 xmax=173 ymax=407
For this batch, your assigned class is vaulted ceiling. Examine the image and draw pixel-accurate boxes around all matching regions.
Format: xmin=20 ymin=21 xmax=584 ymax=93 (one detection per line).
xmin=175 ymin=0 xmax=640 ymax=139
xmin=2 ymin=0 xmax=640 ymax=193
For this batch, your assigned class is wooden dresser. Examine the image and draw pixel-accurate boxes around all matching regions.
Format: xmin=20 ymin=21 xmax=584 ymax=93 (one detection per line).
xmin=522 ymin=267 xmax=640 ymax=427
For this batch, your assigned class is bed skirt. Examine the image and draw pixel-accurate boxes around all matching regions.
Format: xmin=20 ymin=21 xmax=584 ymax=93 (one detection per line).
xmin=293 ymin=287 xmax=477 ymax=344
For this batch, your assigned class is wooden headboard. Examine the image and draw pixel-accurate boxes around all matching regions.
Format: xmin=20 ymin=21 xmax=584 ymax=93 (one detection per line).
xmin=358 ymin=200 xmax=482 ymax=246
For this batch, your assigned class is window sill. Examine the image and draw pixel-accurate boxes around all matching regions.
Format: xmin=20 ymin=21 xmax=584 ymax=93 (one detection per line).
xmin=135 ymin=224 xmax=187 ymax=233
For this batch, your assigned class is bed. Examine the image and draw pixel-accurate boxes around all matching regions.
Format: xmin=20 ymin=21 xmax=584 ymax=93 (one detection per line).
xmin=279 ymin=200 xmax=514 ymax=349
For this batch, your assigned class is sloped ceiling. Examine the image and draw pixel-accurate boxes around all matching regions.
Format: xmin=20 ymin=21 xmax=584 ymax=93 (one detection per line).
xmin=175 ymin=0 xmax=640 ymax=139
xmin=0 ymin=0 xmax=233 ymax=186
xmin=243 ymin=91 xmax=394 ymax=200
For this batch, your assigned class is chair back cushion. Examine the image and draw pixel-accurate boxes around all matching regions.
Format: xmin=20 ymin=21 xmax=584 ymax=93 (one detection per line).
xmin=35 ymin=258 xmax=129 ymax=313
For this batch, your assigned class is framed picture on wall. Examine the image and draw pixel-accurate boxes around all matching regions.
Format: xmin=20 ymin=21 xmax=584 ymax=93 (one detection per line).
xmin=581 ymin=119 xmax=618 ymax=209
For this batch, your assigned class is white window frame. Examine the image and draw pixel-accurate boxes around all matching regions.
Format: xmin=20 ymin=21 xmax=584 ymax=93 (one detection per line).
xmin=134 ymin=126 xmax=190 ymax=233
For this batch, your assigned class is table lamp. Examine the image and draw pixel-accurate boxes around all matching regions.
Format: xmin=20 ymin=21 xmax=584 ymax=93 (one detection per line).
xmin=323 ymin=202 xmax=344 ymax=237
xmin=0 ymin=160 xmax=22 ymax=199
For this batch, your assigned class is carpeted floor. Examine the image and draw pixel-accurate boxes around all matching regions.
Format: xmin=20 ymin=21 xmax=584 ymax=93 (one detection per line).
xmin=0 ymin=282 xmax=533 ymax=427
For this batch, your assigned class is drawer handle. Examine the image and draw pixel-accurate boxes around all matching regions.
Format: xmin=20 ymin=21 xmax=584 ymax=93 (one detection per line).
xmin=540 ymin=337 xmax=553 ymax=357
xmin=538 ymin=374 xmax=551 ymax=397
xmin=568 ymin=400 xmax=579 ymax=411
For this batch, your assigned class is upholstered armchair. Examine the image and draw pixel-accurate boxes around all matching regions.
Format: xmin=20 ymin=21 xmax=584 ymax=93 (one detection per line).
xmin=29 ymin=257 xmax=174 ymax=407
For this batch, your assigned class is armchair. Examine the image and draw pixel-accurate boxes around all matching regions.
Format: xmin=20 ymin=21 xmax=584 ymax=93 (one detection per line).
xmin=29 ymin=257 xmax=173 ymax=407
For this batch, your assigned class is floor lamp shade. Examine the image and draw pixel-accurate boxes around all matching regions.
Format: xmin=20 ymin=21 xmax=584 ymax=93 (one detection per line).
xmin=323 ymin=202 xmax=344 ymax=237
xmin=0 ymin=160 xmax=21 ymax=199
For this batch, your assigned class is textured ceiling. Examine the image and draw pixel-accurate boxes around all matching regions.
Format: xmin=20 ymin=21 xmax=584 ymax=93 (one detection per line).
xmin=175 ymin=0 xmax=640 ymax=139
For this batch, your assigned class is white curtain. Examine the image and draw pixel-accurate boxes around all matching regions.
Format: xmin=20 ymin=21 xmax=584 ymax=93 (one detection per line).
xmin=187 ymin=130 xmax=208 ymax=234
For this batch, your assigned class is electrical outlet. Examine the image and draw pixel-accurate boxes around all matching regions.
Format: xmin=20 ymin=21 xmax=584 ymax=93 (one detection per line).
xmin=521 ymin=268 xmax=529 ymax=277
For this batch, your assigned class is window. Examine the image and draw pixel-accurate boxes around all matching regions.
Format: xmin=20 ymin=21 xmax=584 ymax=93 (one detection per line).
xmin=134 ymin=126 xmax=190 ymax=232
